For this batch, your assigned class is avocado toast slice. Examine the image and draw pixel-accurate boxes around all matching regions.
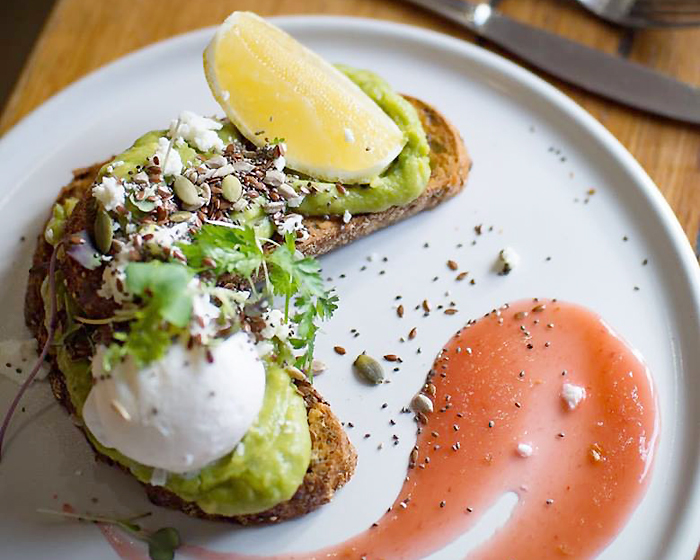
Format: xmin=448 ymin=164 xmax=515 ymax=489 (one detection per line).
xmin=23 ymin=92 xmax=468 ymax=524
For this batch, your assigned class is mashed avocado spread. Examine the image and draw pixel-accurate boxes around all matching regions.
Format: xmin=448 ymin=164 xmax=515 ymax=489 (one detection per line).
xmin=102 ymin=66 xmax=431 ymax=218
xmin=46 ymin=211 xmax=311 ymax=516
xmin=45 ymin=66 xmax=426 ymax=516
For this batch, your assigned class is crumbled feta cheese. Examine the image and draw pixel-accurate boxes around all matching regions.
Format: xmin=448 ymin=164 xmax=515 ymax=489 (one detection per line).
xmin=169 ymin=110 xmax=224 ymax=153
xmin=498 ymin=247 xmax=520 ymax=275
xmin=273 ymin=155 xmax=286 ymax=171
xmin=277 ymin=213 xmax=305 ymax=237
xmin=561 ymin=383 xmax=586 ymax=410
xmin=343 ymin=209 xmax=352 ymax=224
xmin=344 ymin=127 xmax=355 ymax=143
xmin=153 ymin=137 xmax=183 ymax=177
xmin=222 ymin=91 xmax=230 ymax=101
xmin=147 ymin=222 xmax=191 ymax=250
xmin=261 ymin=309 xmax=295 ymax=340
xmin=516 ymin=443 xmax=533 ymax=458
xmin=286 ymin=194 xmax=305 ymax=208
xmin=92 ymin=176 xmax=125 ymax=211
xmin=190 ymin=291 xmax=222 ymax=342
xmin=97 ymin=246 xmax=133 ymax=304
xmin=0 ymin=339 xmax=48 ymax=385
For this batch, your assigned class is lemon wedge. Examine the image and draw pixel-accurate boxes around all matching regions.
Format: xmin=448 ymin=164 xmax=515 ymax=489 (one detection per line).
xmin=204 ymin=12 xmax=406 ymax=184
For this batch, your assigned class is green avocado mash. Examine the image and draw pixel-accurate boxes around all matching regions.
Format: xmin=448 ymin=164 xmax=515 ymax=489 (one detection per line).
xmin=101 ymin=66 xmax=430 ymax=218
xmin=296 ymin=66 xmax=431 ymax=215
xmin=44 ymin=64 xmax=426 ymax=516
xmin=57 ymin=347 xmax=311 ymax=516
xmin=43 ymin=207 xmax=311 ymax=516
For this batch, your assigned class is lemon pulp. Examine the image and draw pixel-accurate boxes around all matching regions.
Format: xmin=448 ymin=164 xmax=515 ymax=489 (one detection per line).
xmin=204 ymin=12 xmax=406 ymax=184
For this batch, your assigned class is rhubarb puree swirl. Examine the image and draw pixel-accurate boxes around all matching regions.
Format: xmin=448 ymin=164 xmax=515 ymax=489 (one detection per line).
xmin=106 ymin=299 xmax=659 ymax=560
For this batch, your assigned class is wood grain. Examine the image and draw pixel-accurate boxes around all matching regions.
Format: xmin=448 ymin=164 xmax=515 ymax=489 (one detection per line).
xmin=1 ymin=0 xmax=699 ymax=557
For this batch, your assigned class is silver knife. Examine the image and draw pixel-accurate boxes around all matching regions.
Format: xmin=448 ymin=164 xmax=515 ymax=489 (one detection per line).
xmin=405 ymin=0 xmax=700 ymax=125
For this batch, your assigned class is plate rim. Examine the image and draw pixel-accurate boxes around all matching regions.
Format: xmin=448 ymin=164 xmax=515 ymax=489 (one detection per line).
xmin=1 ymin=14 xmax=699 ymax=558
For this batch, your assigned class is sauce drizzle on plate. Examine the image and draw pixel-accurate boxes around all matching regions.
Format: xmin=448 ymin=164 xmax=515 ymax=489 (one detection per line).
xmin=106 ymin=299 xmax=659 ymax=560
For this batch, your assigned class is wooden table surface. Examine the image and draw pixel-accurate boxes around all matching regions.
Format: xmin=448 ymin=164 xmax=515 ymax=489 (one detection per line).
xmin=1 ymin=0 xmax=699 ymax=556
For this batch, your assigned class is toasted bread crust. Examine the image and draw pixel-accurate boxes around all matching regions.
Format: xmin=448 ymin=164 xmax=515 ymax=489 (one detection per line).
xmin=298 ymin=96 xmax=471 ymax=256
xmin=24 ymin=96 xmax=468 ymax=524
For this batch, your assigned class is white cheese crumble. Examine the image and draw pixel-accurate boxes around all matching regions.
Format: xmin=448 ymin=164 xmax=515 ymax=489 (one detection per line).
xmin=0 ymin=339 xmax=48 ymax=385
xmin=498 ymin=247 xmax=520 ymax=275
xmin=222 ymin=90 xmax=230 ymax=101
xmin=343 ymin=209 xmax=352 ymax=224
xmin=169 ymin=110 xmax=224 ymax=153
xmin=273 ymin=155 xmax=286 ymax=171
xmin=261 ymin=309 xmax=295 ymax=340
xmin=153 ymin=137 xmax=183 ymax=177
xmin=97 ymin=246 xmax=133 ymax=304
xmin=516 ymin=443 xmax=533 ymax=458
xmin=561 ymin=383 xmax=586 ymax=410
xmin=147 ymin=222 xmax=191 ymax=250
xmin=190 ymin=291 xmax=222 ymax=342
xmin=344 ymin=127 xmax=355 ymax=143
xmin=277 ymin=213 xmax=306 ymax=238
xmin=92 ymin=176 xmax=125 ymax=211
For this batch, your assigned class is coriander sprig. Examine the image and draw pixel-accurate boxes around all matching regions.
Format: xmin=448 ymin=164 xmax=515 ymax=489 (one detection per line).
xmin=38 ymin=508 xmax=181 ymax=560
xmin=102 ymin=262 xmax=193 ymax=372
xmin=180 ymin=225 xmax=337 ymax=375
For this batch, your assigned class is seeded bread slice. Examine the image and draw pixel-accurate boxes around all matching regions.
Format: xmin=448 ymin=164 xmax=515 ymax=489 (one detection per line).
xmin=23 ymin=95 xmax=469 ymax=524
xmin=298 ymin=96 xmax=471 ymax=256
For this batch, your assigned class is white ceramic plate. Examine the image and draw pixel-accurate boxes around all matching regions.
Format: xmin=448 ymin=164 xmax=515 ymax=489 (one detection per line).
xmin=1 ymin=16 xmax=699 ymax=560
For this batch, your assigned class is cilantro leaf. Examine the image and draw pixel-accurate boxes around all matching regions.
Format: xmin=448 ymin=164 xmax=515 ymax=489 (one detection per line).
xmin=178 ymin=224 xmax=264 ymax=281
xmin=126 ymin=262 xmax=193 ymax=327
xmin=103 ymin=262 xmax=193 ymax=370
xmin=181 ymin=226 xmax=338 ymax=377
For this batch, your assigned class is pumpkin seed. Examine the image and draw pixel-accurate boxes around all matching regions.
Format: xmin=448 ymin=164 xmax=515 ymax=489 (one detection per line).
xmin=353 ymin=354 xmax=385 ymax=384
xmin=129 ymin=193 xmax=156 ymax=213
xmin=221 ymin=175 xmax=243 ymax=202
xmin=94 ymin=209 xmax=113 ymax=254
xmin=286 ymin=366 xmax=306 ymax=382
xmin=410 ymin=393 xmax=434 ymax=414
xmin=173 ymin=175 xmax=200 ymax=205
xmin=170 ymin=211 xmax=194 ymax=223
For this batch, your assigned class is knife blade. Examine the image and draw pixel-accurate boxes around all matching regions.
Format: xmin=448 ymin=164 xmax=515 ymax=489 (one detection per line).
xmin=405 ymin=0 xmax=700 ymax=125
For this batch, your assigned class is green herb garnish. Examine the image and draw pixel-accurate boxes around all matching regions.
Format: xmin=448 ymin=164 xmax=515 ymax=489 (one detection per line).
xmin=180 ymin=225 xmax=337 ymax=374
xmin=38 ymin=509 xmax=181 ymax=560
xmin=103 ymin=262 xmax=193 ymax=371
xmin=268 ymin=234 xmax=338 ymax=372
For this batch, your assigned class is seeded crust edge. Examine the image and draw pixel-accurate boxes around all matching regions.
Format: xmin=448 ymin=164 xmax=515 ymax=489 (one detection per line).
xmin=297 ymin=96 xmax=471 ymax=257
xmin=23 ymin=95 xmax=469 ymax=524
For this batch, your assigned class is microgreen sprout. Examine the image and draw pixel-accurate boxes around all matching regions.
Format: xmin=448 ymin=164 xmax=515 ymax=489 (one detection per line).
xmin=38 ymin=508 xmax=181 ymax=560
